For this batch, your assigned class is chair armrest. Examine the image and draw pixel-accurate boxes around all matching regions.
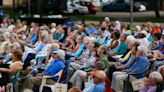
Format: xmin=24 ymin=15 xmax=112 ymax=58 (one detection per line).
xmin=38 ymin=75 xmax=54 ymax=85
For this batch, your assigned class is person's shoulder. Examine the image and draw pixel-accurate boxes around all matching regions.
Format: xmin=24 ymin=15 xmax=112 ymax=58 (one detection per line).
xmin=139 ymin=56 xmax=149 ymax=62
xmin=94 ymin=83 xmax=105 ymax=91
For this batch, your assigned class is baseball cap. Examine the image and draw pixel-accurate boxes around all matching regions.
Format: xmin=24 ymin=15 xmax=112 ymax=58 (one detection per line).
xmin=52 ymin=49 xmax=65 ymax=60
xmin=140 ymin=30 xmax=148 ymax=36
xmin=90 ymin=70 xmax=106 ymax=80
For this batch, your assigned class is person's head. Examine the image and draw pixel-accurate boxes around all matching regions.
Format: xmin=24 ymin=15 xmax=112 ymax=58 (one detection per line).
xmin=148 ymin=72 xmax=163 ymax=85
xmin=68 ymin=86 xmax=82 ymax=92
xmin=88 ymin=42 xmax=95 ymax=51
xmin=52 ymin=49 xmax=65 ymax=60
xmin=10 ymin=33 xmax=19 ymax=43
xmin=160 ymin=67 xmax=164 ymax=80
xmin=131 ymin=42 xmax=140 ymax=55
xmin=75 ymin=35 xmax=82 ymax=43
xmin=95 ymin=61 xmax=105 ymax=70
xmin=128 ymin=41 xmax=135 ymax=49
xmin=22 ymin=21 xmax=27 ymax=26
xmin=51 ymin=23 xmax=56 ymax=28
xmin=135 ymin=25 xmax=141 ymax=32
xmin=89 ymin=23 xmax=95 ymax=29
xmin=115 ymin=21 xmax=121 ymax=27
xmin=10 ymin=42 xmax=21 ymax=52
xmin=126 ymin=35 xmax=136 ymax=45
xmin=2 ymin=19 xmax=7 ymax=24
xmin=119 ymin=34 xmax=127 ymax=42
xmin=136 ymin=45 xmax=147 ymax=57
xmin=104 ymin=17 xmax=110 ymax=23
xmin=42 ymin=35 xmax=49 ymax=44
xmin=90 ymin=70 xmax=106 ymax=84
xmin=51 ymin=43 xmax=60 ymax=51
xmin=0 ymin=34 xmax=5 ymax=42
xmin=58 ymin=26 xmax=64 ymax=34
xmin=31 ymin=22 xmax=36 ymax=28
xmin=154 ymin=23 xmax=160 ymax=28
xmin=12 ymin=49 xmax=23 ymax=61
xmin=153 ymin=33 xmax=161 ymax=41
xmin=101 ymin=21 xmax=107 ymax=30
xmin=139 ymin=30 xmax=147 ymax=38
xmin=8 ymin=19 xmax=14 ymax=25
xmin=111 ymin=32 xmax=120 ymax=40
xmin=97 ymin=46 xmax=105 ymax=56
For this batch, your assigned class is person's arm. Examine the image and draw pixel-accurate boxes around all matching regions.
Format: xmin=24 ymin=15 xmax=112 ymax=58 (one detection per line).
xmin=0 ymin=63 xmax=22 ymax=73
xmin=109 ymin=40 xmax=119 ymax=49
xmin=0 ymin=68 xmax=9 ymax=72
xmin=71 ymin=43 xmax=84 ymax=57
xmin=122 ymin=55 xmax=135 ymax=69
xmin=128 ymin=58 xmax=150 ymax=74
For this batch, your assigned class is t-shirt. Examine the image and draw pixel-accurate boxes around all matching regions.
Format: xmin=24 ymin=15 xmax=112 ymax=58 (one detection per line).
xmin=100 ymin=56 xmax=109 ymax=68
xmin=92 ymin=82 xmax=106 ymax=92
xmin=44 ymin=60 xmax=65 ymax=81
xmin=113 ymin=42 xmax=128 ymax=55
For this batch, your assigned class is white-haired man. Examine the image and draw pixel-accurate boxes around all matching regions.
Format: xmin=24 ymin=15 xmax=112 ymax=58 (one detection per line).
xmin=21 ymin=49 xmax=65 ymax=91
xmin=111 ymin=45 xmax=150 ymax=92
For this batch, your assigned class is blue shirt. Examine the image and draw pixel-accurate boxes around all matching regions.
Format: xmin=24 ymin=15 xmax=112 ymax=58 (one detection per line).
xmin=113 ymin=42 xmax=128 ymax=55
xmin=87 ymin=28 xmax=96 ymax=35
xmin=92 ymin=82 xmax=106 ymax=92
xmin=44 ymin=60 xmax=65 ymax=81
xmin=128 ymin=55 xmax=150 ymax=79
xmin=30 ymin=34 xmax=37 ymax=45
xmin=35 ymin=42 xmax=45 ymax=52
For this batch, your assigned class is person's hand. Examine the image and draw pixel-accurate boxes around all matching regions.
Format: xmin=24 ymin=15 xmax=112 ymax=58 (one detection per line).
xmin=128 ymin=71 xmax=136 ymax=75
xmin=70 ymin=57 xmax=75 ymax=60
xmin=116 ymin=66 xmax=122 ymax=70
xmin=35 ymin=73 xmax=42 ymax=76
xmin=74 ymin=61 xmax=79 ymax=64
xmin=109 ymin=51 xmax=116 ymax=56
xmin=83 ymin=53 xmax=88 ymax=58
xmin=27 ymin=66 xmax=34 ymax=71
xmin=82 ymin=75 xmax=88 ymax=80
xmin=40 ymin=67 xmax=45 ymax=70
xmin=67 ymin=52 xmax=72 ymax=54
xmin=119 ymin=59 xmax=123 ymax=62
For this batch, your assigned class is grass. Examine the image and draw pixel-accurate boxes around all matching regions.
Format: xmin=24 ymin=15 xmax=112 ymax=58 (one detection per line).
xmin=1 ymin=8 xmax=164 ymax=23
xmin=133 ymin=17 xmax=164 ymax=22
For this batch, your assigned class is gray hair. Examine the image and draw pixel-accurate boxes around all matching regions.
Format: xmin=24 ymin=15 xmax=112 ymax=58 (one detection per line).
xmin=137 ymin=45 xmax=147 ymax=55
xmin=149 ymin=72 xmax=163 ymax=82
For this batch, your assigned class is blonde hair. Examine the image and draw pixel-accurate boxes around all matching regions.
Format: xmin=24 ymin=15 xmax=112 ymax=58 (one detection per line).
xmin=12 ymin=49 xmax=23 ymax=61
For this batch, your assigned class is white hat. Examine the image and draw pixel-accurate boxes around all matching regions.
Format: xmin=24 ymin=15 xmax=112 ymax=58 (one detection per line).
xmin=140 ymin=30 xmax=148 ymax=36
xmin=53 ymin=49 xmax=65 ymax=60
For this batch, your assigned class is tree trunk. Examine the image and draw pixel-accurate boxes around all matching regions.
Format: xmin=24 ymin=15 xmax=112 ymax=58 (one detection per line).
xmin=155 ymin=0 xmax=160 ymax=17
xmin=13 ymin=0 xmax=15 ymax=10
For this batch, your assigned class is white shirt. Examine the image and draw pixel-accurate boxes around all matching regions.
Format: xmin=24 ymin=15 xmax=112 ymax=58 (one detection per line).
xmin=138 ymin=37 xmax=150 ymax=47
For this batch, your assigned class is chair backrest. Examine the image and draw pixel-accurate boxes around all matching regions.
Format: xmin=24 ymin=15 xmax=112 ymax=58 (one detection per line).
xmin=53 ymin=69 xmax=63 ymax=83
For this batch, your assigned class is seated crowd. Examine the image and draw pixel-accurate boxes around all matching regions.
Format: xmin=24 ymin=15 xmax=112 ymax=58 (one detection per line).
xmin=0 ymin=17 xmax=163 ymax=92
